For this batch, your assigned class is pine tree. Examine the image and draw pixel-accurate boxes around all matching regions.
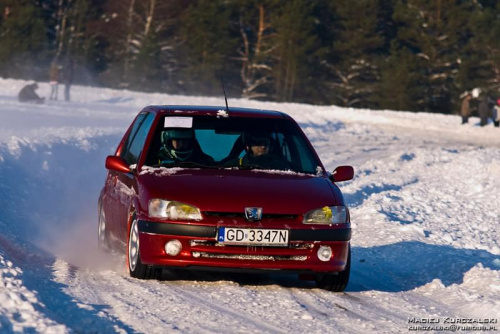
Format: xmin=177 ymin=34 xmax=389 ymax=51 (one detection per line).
xmin=392 ymin=0 xmax=477 ymax=113
xmin=128 ymin=29 xmax=162 ymax=91
xmin=467 ymin=1 xmax=500 ymax=96
xmin=325 ymin=0 xmax=385 ymax=108
xmin=269 ymin=0 xmax=317 ymax=102
xmin=0 ymin=0 xmax=47 ymax=78
xmin=176 ymin=0 xmax=235 ymax=95
xmin=378 ymin=43 xmax=421 ymax=111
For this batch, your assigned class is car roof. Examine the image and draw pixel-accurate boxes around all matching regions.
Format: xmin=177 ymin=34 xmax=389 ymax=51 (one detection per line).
xmin=142 ymin=105 xmax=290 ymax=119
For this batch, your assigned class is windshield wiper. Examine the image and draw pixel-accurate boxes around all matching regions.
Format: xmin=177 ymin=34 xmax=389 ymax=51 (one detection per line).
xmin=235 ymin=164 xmax=311 ymax=174
xmin=235 ymin=164 xmax=267 ymax=170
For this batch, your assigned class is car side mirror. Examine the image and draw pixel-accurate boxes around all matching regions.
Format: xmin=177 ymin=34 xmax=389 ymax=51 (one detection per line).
xmin=105 ymin=155 xmax=131 ymax=173
xmin=330 ymin=165 xmax=354 ymax=182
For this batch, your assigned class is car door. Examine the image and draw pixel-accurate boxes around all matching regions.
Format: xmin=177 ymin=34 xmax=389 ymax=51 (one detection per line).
xmin=106 ymin=112 xmax=155 ymax=243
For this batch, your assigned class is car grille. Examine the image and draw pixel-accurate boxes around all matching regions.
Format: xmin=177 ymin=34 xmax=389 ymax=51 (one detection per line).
xmin=189 ymin=240 xmax=313 ymax=262
xmin=192 ymin=252 xmax=307 ymax=261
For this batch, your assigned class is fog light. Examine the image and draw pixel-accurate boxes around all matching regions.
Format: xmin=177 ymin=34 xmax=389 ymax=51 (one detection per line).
xmin=317 ymin=245 xmax=332 ymax=262
xmin=165 ymin=240 xmax=182 ymax=256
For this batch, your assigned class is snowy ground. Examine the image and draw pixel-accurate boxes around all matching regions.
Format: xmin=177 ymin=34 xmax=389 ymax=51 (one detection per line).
xmin=0 ymin=78 xmax=499 ymax=333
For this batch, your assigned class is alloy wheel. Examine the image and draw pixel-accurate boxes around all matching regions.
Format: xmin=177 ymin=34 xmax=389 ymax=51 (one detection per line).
xmin=128 ymin=218 xmax=139 ymax=272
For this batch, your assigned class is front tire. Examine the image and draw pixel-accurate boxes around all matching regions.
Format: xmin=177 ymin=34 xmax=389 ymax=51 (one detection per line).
xmin=315 ymin=246 xmax=351 ymax=292
xmin=127 ymin=214 xmax=159 ymax=279
xmin=98 ymin=206 xmax=111 ymax=252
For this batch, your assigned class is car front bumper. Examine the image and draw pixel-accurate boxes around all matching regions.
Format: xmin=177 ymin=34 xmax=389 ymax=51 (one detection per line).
xmin=137 ymin=220 xmax=351 ymax=273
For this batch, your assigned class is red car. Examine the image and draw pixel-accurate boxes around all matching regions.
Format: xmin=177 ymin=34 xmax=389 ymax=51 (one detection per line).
xmin=98 ymin=105 xmax=354 ymax=291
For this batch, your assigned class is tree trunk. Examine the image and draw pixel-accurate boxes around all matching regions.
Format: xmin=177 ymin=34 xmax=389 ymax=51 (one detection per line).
xmin=55 ymin=0 xmax=68 ymax=59
xmin=144 ymin=0 xmax=156 ymax=36
xmin=123 ymin=0 xmax=136 ymax=82
xmin=239 ymin=4 xmax=271 ymax=99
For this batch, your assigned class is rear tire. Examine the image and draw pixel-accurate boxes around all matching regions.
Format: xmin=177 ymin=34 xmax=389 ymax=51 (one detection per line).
xmin=315 ymin=246 xmax=351 ymax=292
xmin=127 ymin=214 xmax=160 ymax=279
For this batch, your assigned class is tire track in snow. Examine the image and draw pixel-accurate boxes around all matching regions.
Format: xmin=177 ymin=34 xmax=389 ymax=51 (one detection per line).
xmin=286 ymin=288 xmax=368 ymax=333
xmin=53 ymin=263 xmax=178 ymax=333
xmin=290 ymin=289 xmax=362 ymax=318
xmin=166 ymin=283 xmax=287 ymax=333
xmin=58 ymin=266 xmax=283 ymax=334
xmin=288 ymin=288 xmax=429 ymax=333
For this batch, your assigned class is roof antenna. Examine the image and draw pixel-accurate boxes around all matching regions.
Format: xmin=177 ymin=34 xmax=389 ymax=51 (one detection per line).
xmin=219 ymin=77 xmax=230 ymax=117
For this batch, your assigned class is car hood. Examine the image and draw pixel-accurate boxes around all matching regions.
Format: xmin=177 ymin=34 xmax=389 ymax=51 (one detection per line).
xmin=138 ymin=168 xmax=340 ymax=215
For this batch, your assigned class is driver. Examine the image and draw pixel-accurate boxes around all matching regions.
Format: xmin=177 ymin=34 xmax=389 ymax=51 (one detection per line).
xmin=158 ymin=128 xmax=214 ymax=165
xmin=246 ymin=133 xmax=271 ymax=157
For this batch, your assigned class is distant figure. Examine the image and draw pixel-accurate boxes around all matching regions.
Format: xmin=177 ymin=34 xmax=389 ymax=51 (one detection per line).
xmin=18 ymin=83 xmax=44 ymax=104
xmin=62 ymin=59 xmax=74 ymax=101
xmin=478 ymin=94 xmax=489 ymax=127
xmin=460 ymin=92 xmax=472 ymax=124
xmin=493 ymin=99 xmax=500 ymax=128
xmin=49 ymin=61 xmax=59 ymax=100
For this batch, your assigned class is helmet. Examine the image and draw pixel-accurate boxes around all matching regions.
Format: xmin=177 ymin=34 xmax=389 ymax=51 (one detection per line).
xmin=161 ymin=128 xmax=195 ymax=161
xmin=243 ymin=131 xmax=272 ymax=148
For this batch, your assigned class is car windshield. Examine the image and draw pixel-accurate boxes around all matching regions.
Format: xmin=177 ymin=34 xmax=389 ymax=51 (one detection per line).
xmin=144 ymin=115 xmax=322 ymax=174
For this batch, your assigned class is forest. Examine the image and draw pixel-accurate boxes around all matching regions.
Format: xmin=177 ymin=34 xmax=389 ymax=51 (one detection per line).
xmin=0 ymin=0 xmax=499 ymax=114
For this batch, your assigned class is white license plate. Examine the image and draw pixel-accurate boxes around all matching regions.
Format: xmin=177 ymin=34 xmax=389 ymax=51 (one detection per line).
xmin=217 ymin=227 xmax=289 ymax=246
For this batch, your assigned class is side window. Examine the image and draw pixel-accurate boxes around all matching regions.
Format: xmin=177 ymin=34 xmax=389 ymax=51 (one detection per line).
xmin=291 ymin=135 xmax=317 ymax=173
xmin=121 ymin=113 xmax=155 ymax=165
xmin=121 ymin=113 xmax=147 ymax=159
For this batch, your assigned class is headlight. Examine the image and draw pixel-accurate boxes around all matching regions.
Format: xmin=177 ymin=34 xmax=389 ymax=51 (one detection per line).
xmin=149 ymin=199 xmax=202 ymax=221
xmin=303 ymin=206 xmax=348 ymax=224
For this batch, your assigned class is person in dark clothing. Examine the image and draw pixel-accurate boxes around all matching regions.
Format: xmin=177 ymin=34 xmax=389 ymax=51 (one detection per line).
xmin=157 ymin=128 xmax=214 ymax=165
xmin=478 ymin=95 xmax=490 ymax=127
xmin=493 ymin=99 xmax=500 ymax=128
xmin=460 ymin=92 xmax=472 ymax=124
xmin=225 ymin=131 xmax=291 ymax=170
xmin=18 ymin=83 xmax=44 ymax=104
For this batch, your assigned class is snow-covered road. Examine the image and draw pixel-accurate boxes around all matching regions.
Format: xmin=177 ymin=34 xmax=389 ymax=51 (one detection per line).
xmin=0 ymin=78 xmax=499 ymax=333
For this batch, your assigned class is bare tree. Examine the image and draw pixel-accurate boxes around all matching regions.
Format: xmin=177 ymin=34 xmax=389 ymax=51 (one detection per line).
xmin=237 ymin=4 xmax=273 ymax=99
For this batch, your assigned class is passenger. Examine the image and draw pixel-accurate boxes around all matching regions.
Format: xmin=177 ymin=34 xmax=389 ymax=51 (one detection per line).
xmin=226 ymin=131 xmax=290 ymax=170
xmin=158 ymin=128 xmax=214 ymax=165
xmin=18 ymin=83 xmax=45 ymax=104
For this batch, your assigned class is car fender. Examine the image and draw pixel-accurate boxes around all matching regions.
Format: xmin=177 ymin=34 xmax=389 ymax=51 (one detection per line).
xmin=326 ymin=179 xmax=344 ymax=206
xmin=131 ymin=191 xmax=151 ymax=224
